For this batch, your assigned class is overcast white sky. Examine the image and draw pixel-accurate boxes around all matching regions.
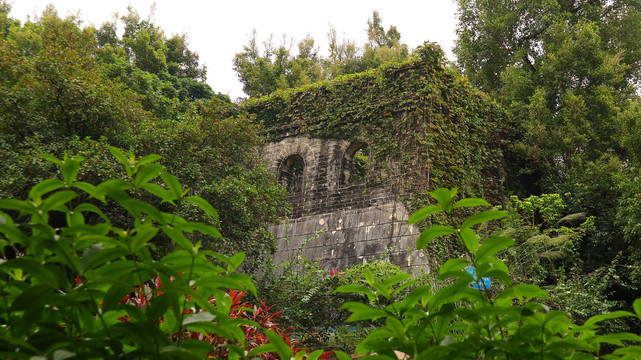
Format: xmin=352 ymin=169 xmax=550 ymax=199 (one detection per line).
xmin=8 ymin=1 xmax=459 ymax=100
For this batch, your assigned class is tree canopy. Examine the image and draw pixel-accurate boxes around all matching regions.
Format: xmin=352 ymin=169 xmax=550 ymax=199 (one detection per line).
xmin=0 ymin=3 xmax=288 ymax=268
xmin=454 ymin=0 xmax=641 ymax=323
xmin=233 ymin=11 xmax=409 ymax=98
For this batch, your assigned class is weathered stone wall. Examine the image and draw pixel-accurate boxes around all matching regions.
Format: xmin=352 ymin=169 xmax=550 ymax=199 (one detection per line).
xmin=264 ymin=137 xmax=430 ymax=272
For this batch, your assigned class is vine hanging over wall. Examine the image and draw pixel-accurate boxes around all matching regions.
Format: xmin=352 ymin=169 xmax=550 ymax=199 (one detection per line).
xmin=242 ymin=43 xmax=507 ymax=212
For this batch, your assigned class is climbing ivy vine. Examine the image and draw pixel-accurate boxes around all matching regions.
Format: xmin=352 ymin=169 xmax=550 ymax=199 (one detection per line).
xmin=242 ymin=43 xmax=507 ymax=214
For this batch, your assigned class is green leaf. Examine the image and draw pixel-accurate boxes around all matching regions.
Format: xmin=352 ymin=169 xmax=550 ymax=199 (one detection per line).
xmin=52 ymin=349 xmax=76 ymax=360
xmin=108 ymin=146 xmax=130 ymax=167
xmin=62 ymin=156 xmax=84 ymax=185
xmin=0 ymin=199 xmax=36 ymax=213
xmin=437 ymin=258 xmax=470 ymax=280
xmin=416 ymin=226 xmax=456 ymax=249
xmin=119 ymin=199 xmax=165 ymax=224
xmin=634 ymin=298 xmax=641 ymax=318
xmin=74 ymin=203 xmax=108 ymax=221
xmin=264 ymin=329 xmax=292 ymax=359
xmin=497 ymin=284 xmax=549 ymax=302
xmin=461 ymin=210 xmax=507 ymax=229
xmin=341 ymin=302 xmax=388 ymax=322
xmin=133 ymin=163 xmax=164 ymax=188
xmin=40 ymin=153 xmax=63 ymax=166
xmin=459 ymin=228 xmax=478 ymax=254
xmin=41 ymin=190 xmax=78 ymax=212
xmin=10 ymin=284 xmax=54 ymax=311
xmin=141 ymin=183 xmax=173 ymax=202
xmin=335 ymin=284 xmax=376 ymax=299
xmin=452 ymin=198 xmax=491 ymax=209
xmin=408 ymin=205 xmax=442 ymax=224
xmin=305 ymin=350 xmax=326 ymax=360
xmin=248 ymin=344 xmax=277 ymax=358
xmin=160 ymin=173 xmax=185 ymax=200
xmin=185 ymin=196 xmax=219 ymax=221
xmin=80 ymin=247 xmax=128 ymax=274
xmin=130 ymin=225 xmax=159 ymax=252
xmin=381 ymin=273 xmax=411 ymax=289
xmin=227 ymin=252 xmax=245 ymax=272
xmin=134 ymin=154 xmax=162 ymax=171
xmin=596 ymin=333 xmax=641 ymax=346
xmin=72 ymin=181 xmax=99 ymax=198
xmin=158 ymin=345 xmax=203 ymax=360
xmin=162 ymin=227 xmax=195 ymax=253
xmin=29 ymin=179 xmax=65 ymax=202
xmin=429 ymin=188 xmax=457 ymax=211
xmin=585 ymin=311 xmax=636 ymax=326
xmin=2 ymin=258 xmax=62 ymax=286
xmin=333 ymin=351 xmax=353 ymax=360
xmin=174 ymin=222 xmax=222 ymax=239
xmin=476 ymin=236 xmax=514 ymax=261
xmin=182 ymin=311 xmax=216 ymax=325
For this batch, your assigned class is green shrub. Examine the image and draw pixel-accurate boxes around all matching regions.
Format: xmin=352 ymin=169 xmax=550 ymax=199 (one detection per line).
xmin=336 ymin=188 xmax=641 ymax=358
xmin=0 ymin=150 xmax=337 ymax=359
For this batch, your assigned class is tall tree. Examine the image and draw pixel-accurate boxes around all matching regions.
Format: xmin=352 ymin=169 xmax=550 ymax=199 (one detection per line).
xmin=0 ymin=4 xmax=288 ymax=269
xmin=454 ymin=0 xmax=641 ymax=316
xmin=233 ymin=11 xmax=409 ymax=98
xmin=455 ymin=0 xmax=641 ymax=184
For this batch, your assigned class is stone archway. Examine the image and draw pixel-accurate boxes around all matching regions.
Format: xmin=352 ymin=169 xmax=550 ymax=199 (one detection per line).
xmin=341 ymin=142 xmax=370 ymax=186
xmin=278 ymin=154 xmax=305 ymax=193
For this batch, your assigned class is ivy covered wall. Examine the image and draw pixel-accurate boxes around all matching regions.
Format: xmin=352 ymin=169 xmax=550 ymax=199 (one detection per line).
xmin=242 ymin=43 xmax=507 ymax=212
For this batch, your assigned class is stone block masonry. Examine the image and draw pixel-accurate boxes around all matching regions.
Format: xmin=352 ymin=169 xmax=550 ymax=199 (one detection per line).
xmin=264 ymin=137 xmax=431 ymax=273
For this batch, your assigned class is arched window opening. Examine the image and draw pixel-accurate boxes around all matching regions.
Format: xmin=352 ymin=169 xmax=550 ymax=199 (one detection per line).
xmin=278 ymin=154 xmax=305 ymax=193
xmin=341 ymin=143 xmax=370 ymax=186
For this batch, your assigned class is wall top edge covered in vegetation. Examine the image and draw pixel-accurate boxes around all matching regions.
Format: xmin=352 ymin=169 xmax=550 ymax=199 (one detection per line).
xmin=241 ymin=42 xmax=503 ymax=143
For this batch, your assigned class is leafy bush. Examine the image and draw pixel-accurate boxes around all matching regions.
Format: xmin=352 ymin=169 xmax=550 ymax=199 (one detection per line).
xmin=0 ymin=150 xmax=335 ymax=359
xmin=336 ymin=188 xmax=641 ymax=358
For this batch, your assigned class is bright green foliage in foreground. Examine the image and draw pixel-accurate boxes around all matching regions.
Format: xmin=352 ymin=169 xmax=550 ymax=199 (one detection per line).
xmin=336 ymin=188 xmax=641 ymax=359
xmin=0 ymin=152 xmax=320 ymax=359
xmin=0 ymin=152 xmax=245 ymax=358
xmin=1 ymin=153 xmax=640 ymax=358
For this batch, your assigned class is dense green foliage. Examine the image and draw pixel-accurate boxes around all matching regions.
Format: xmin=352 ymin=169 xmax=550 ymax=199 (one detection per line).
xmin=242 ymin=43 xmax=506 ymax=211
xmin=0 ymin=5 xmax=288 ymax=266
xmin=0 ymin=153 xmax=334 ymax=359
xmin=454 ymin=0 xmax=641 ymax=331
xmin=233 ymin=11 xmax=409 ymax=97
xmin=337 ymin=188 xmax=641 ymax=359
xmin=3 ymin=1 xmax=641 ymax=357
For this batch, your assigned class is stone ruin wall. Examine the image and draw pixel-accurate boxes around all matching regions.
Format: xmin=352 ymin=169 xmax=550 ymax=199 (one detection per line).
xmin=264 ymin=137 xmax=430 ymax=273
